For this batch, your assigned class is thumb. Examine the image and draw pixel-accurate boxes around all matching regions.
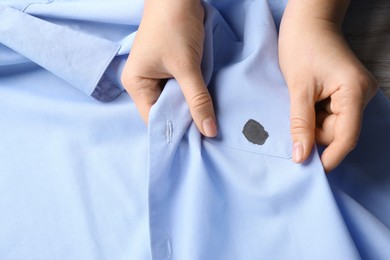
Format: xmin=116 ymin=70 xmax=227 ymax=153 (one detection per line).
xmin=289 ymin=89 xmax=316 ymax=163
xmin=174 ymin=67 xmax=217 ymax=138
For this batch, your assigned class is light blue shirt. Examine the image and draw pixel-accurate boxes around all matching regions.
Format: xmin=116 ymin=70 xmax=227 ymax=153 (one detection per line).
xmin=0 ymin=1 xmax=389 ymax=259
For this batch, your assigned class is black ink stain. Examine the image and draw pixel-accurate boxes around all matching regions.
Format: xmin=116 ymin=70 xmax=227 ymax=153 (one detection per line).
xmin=242 ymin=119 xmax=269 ymax=145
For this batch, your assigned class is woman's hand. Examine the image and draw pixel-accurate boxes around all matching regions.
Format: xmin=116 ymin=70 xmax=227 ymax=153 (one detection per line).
xmin=279 ymin=0 xmax=378 ymax=172
xmin=121 ymin=0 xmax=217 ymax=137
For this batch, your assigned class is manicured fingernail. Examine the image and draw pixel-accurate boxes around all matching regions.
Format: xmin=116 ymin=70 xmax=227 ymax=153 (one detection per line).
xmin=202 ymin=117 xmax=217 ymax=137
xmin=293 ymin=142 xmax=303 ymax=163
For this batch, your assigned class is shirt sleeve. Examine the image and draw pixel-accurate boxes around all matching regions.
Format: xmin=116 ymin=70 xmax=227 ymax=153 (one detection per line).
xmin=0 ymin=4 xmax=122 ymax=102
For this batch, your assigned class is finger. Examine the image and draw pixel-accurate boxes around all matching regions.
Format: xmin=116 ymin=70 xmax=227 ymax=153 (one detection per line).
xmin=122 ymin=75 xmax=162 ymax=124
xmin=321 ymin=138 xmax=352 ymax=173
xmin=289 ymin=88 xmax=316 ymax=163
xmin=174 ymin=67 xmax=217 ymax=137
xmin=321 ymin=105 xmax=362 ymax=172
xmin=315 ymin=112 xmax=336 ymax=145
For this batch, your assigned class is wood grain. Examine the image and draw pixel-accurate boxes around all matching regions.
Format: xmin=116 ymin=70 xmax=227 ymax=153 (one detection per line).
xmin=343 ymin=0 xmax=390 ymax=98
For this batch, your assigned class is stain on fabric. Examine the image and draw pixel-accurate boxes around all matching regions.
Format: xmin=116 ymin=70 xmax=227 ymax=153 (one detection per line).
xmin=242 ymin=119 xmax=269 ymax=145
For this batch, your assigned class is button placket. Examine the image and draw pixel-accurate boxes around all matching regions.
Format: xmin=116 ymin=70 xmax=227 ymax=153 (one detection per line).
xmin=147 ymin=80 xmax=191 ymax=260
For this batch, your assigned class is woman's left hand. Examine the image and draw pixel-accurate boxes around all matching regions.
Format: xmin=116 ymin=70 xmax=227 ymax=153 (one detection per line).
xmin=279 ymin=0 xmax=378 ymax=172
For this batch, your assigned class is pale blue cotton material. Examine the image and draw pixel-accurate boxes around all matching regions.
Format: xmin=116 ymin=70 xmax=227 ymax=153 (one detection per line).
xmin=0 ymin=0 xmax=389 ymax=259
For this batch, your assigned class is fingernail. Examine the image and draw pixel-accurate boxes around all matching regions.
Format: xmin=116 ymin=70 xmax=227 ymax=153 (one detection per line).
xmin=202 ymin=117 xmax=217 ymax=137
xmin=293 ymin=142 xmax=303 ymax=163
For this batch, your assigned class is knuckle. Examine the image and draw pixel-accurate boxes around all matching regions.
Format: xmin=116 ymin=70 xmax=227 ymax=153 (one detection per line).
xmin=354 ymin=71 xmax=372 ymax=86
xmin=120 ymin=66 xmax=139 ymax=89
xmin=120 ymin=73 xmax=131 ymax=88
xmin=189 ymin=92 xmax=212 ymax=112
xmin=121 ymin=74 xmax=140 ymax=90
xmin=336 ymin=137 xmax=358 ymax=152
xmin=337 ymin=70 xmax=379 ymax=108
xmin=290 ymin=117 xmax=313 ymax=135
xmin=367 ymin=74 xmax=379 ymax=97
xmin=345 ymin=68 xmax=379 ymax=96
xmin=121 ymin=75 xmax=158 ymax=96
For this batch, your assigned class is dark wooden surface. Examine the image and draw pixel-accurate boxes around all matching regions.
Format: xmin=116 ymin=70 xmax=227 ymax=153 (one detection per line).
xmin=343 ymin=0 xmax=390 ymax=98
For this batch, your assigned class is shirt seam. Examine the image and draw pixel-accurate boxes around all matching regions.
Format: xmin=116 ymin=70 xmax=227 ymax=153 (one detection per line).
xmin=204 ymin=139 xmax=292 ymax=159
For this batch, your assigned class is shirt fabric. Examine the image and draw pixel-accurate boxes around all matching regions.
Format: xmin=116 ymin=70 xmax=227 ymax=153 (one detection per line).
xmin=0 ymin=1 xmax=389 ymax=259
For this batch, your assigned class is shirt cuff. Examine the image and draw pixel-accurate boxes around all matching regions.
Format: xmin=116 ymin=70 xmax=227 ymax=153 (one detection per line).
xmin=0 ymin=4 xmax=121 ymax=102
xmin=91 ymin=74 xmax=123 ymax=103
